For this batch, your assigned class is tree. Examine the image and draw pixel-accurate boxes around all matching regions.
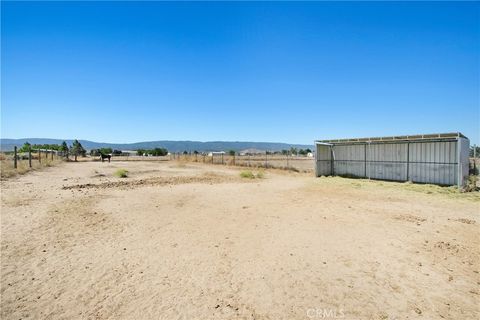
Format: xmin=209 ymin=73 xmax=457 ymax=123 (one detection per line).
xmin=70 ymin=140 xmax=86 ymax=161
xmin=19 ymin=142 xmax=31 ymax=153
xmin=193 ymin=150 xmax=199 ymax=155
xmin=228 ymin=150 xmax=236 ymax=156
xmin=60 ymin=141 xmax=69 ymax=152
xmin=290 ymin=147 xmax=298 ymax=155
xmin=100 ymin=148 xmax=113 ymax=155
xmin=60 ymin=141 xmax=69 ymax=159
xmin=151 ymin=148 xmax=168 ymax=156
xmin=183 ymin=150 xmax=188 ymax=155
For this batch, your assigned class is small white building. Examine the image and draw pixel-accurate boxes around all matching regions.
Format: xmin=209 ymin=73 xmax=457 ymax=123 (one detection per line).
xmin=207 ymin=151 xmax=226 ymax=156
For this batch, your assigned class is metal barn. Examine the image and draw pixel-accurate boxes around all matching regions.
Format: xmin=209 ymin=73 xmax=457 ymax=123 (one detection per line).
xmin=315 ymin=133 xmax=470 ymax=187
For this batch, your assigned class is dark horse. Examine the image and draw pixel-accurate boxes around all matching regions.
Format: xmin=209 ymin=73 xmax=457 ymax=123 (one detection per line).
xmin=100 ymin=153 xmax=111 ymax=163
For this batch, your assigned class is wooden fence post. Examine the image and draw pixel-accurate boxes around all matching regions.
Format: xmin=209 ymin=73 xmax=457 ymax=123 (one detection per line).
xmin=265 ymin=152 xmax=268 ymax=168
xmin=39 ymin=150 xmax=41 ymax=163
xmin=14 ymin=146 xmax=17 ymax=169
xmin=29 ymin=147 xmax=32 ymax=168
xmin=51 ymin=150 xmax=54 ymax=160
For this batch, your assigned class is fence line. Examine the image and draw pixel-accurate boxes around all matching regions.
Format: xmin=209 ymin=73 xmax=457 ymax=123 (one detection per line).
xmin=172 ymin=152 xmax=314 ymax=172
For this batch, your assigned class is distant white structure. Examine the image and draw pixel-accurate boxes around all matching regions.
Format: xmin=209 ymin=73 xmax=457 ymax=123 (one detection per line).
xmin=307 ymin=152 xmax=314 ymax=158
xmin=208 ymin=151 xmax=225 ymax=156
xmin=121 ymin=150 xmax=137 ymax=156
xmin=239 ymin=148 xmax=264 ymax=156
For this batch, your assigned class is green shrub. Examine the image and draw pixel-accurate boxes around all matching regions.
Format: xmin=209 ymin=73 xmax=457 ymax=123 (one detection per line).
xmin=114 ymin=169 xmax=128 ymax=178
xmin=240 ymin=171 xmax=255 ymax=179
xmin=240 ymin=170 xmax=264 ymax=179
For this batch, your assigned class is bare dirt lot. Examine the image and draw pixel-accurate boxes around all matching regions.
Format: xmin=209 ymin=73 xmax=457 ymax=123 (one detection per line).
xmin=1 ymin=161 xmax=479 ymax=319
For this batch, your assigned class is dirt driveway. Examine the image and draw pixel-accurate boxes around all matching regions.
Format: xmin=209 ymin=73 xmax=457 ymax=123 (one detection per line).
xmin=1 ymin=161 xmax=479 ymax=319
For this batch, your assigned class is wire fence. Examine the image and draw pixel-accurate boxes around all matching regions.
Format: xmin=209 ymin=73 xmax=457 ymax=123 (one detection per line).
xmin=1 ymin=147 xmax=64 ymax=178
xmin=170 ymin=153 xmax=315 ymax=172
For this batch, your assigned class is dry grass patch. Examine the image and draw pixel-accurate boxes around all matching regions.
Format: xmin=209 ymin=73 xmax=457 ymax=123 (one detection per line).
xmin=240 ymin=170 xmax=264 ymax=179
xmin=1 ymin=157 xmax=63 ymax=179
xmin=114 ymin=169 xmax=129 ymax=178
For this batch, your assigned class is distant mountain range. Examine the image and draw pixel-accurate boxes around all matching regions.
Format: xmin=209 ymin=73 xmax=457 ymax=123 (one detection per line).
xmin=0 ymin=138 xmax=313 ymax=152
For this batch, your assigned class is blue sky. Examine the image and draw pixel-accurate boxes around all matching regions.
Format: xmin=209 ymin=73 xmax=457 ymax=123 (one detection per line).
xmin=1 ymin=1 xmax=479 ymax=144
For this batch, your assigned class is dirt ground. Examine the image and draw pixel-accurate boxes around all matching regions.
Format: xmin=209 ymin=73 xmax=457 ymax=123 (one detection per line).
xmin=1 ymin=161 xmax=479 ymax=319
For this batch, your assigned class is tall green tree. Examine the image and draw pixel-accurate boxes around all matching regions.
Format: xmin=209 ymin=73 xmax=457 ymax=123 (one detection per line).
xmin=60 ymin=141 xmax=69 ymax=159
xmin=70 ymin=140 xmax=86 ymax=161
xmin=19 ymin=142 xmax=31 ymax=153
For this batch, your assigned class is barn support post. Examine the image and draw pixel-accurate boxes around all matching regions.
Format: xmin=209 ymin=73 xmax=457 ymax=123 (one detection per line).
xmin=364 ymin=144 xmax=367 ymax=177
xmin=367 ymin=142 xmax=371 ymax=179
xmin=14 ymin=146 xmax=18 ymax=169
xmin=406 ymin=142 xmax=410 ymax=181
xmin=330 ymin=146 xmax=334 ymax=176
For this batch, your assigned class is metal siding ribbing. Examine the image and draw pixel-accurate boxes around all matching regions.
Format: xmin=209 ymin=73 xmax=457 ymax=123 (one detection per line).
xmin=333 ymin=144 xmax=365 ymax=177
xmin=366 ymin=143 xmax=407 ymax=181
xmin=408 ymin=141 xmax=457 ymax=185
xmin=315 ymin=145 xmax=332 ymax=176
xmin=458 ymin=138 xmax=470 ymax=186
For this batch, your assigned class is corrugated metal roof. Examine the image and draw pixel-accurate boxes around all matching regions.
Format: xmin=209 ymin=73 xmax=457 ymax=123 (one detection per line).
xmin=315 ymin=132 xmax=467 ymax=144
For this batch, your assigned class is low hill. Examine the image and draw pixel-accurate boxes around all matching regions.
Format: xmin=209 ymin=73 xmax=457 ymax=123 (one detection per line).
xmin=0 ymin=138 xmax=313 ymax=153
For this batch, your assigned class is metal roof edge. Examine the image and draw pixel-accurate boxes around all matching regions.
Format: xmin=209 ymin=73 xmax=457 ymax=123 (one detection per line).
xmin=315 ymin=132 xmax=467 ymax=144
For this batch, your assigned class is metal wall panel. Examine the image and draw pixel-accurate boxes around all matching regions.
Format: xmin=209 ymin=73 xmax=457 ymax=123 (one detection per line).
xmin=332 ymin=144 xmax=365 ymax=177
xmin=315 ymin=144 xmax=332 ymax=176
xmin=366 ymin=143 xmax=408 ymax=181
xmin=408 ymin=141 xmax=457 ymax=185
xmin=458 ymin=137 xmax=470 ymax=186
xmin=333 ymin=161 xmax=365 ymax=177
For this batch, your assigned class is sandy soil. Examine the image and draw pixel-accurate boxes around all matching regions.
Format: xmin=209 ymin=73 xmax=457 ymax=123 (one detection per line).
xmin=1 ymin=161 xmax=479 ymax=319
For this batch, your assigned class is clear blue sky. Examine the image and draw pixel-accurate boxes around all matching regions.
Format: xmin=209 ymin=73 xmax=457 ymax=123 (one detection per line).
xmin=2 ymin=1 xmax=479 ymax=144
